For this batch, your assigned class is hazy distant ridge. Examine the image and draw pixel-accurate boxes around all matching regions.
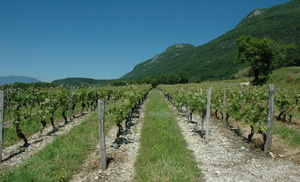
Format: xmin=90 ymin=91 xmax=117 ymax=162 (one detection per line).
xmin=0 ymin=76 xmax=40 ymax=85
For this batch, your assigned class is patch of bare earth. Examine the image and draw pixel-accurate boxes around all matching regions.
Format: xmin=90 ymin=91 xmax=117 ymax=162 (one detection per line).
xmin=225 ymin=117 xmax=300 ymax=165
xmin=70 ymin=101 xmax=146 ymax=182
xmin=0 ymin=113 xmax=90 ymax=173
xmin=168 ymin=104 xmax=300 ymax=182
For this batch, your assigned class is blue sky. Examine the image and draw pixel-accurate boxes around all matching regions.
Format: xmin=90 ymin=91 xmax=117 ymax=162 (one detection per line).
xmin=0 ymin=0 xmax=290 ymax=82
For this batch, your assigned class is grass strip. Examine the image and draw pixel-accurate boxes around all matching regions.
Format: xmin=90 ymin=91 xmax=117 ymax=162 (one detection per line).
xmin=134 ymin=89 xmax=201 ymax=182
xmin=274 ymin=123 xmax=300 ymax=148
xmin=1 ymin=103 xmax=116 ymax=182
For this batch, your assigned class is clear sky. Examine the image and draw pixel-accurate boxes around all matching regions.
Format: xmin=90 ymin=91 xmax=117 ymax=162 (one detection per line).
xmin=0 ymin=0 xmax=291 ymax=82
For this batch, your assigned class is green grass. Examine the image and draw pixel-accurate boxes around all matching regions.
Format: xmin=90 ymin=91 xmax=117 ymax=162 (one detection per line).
xmin=0 ymin=102 xmax=116 ymax=182
xmin=268 ymin=66 xmax=300 ymax=84
xmin=134 ymin=89 xmax=202 ymax=182
xmin=274 ymin=123 xmax=300 ymax=148
xmin=214 ymin=66 xmax=300 ymax=85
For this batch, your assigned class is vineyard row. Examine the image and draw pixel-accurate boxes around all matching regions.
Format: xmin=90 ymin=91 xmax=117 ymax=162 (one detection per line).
xmin=0 ymin=85 xmax=151 ymax=162
xmin=158 ymin=83 xmax=300 ymax=151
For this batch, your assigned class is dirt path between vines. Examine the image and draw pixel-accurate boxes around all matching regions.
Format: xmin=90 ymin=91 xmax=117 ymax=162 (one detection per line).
xmin=3 ymin=92 xmax=299 ymax=182
xmin=1 ymin=100 xmax=145 ymax=181
xmin=70 ymin=100 xmax=146 ymax=182
xmin=0 ymin=113 xmax=90 ymax=173
xmin=169 ymin=104 xmax=300 ymax=182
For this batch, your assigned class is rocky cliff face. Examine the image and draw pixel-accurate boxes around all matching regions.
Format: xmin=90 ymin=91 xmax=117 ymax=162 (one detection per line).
xmin=247 ymin=9 xmax=264 ymax=19
xmin=235 ymin=8 xmax=265 ymax=28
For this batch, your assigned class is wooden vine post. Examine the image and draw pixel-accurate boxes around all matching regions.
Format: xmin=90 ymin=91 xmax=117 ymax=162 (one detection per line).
xmin=187 ymin=87 xmax=190 ymax=121
xmin=69 ymin=86 xmax=73 ymax=122
xmin=0 ymin=91 xmax=4 ymax=162
xmin=205 ymin=87 xmax=212 ymax=143
xmin=264 ymin=84 xmax=275 ymax=153
xmin=5 ymin=88 xmax=11 ymax=121
xmin=222 ymin=88 xmax=227 ymax=124
xmin=98 ymin=99 xmax=107 ymax=170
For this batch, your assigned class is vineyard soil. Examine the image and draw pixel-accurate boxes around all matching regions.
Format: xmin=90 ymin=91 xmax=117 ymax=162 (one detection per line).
xmin=169 ymin=104 xmax=300 ymax=182
xmin=70 ymin=100 xmax=146 ymax=181
xmin=1 ymin=88 xmax=299 ymax=181
xmin=226 ymin=117 xmax=300 ymax=164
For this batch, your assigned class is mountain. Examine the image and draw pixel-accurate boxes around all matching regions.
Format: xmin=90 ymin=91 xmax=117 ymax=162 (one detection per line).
xmin=121 ymin=44 xmax=195 ymax=80
xmin=0 ymin=76 xmax=40 ymax=86
xmin=121 ymin=0 xmax=300 ymax=82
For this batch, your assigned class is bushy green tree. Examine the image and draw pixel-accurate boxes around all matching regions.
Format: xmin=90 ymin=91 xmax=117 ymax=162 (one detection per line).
xmin=236 ymin=35 xmax=296 ymax=84
xmin=110 ymin=80 xmax=127 ymax=86
xmin=150 ymin=78 xmax=158 ymax=88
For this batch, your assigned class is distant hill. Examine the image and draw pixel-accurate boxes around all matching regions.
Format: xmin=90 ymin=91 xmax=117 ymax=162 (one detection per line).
xmin=121 ymin=0 xmax=300 ymax=82
xmin=0 ymin=76 xmax=40 ymax=85
xmin=52 ymin=77 xmax=114 ymax=86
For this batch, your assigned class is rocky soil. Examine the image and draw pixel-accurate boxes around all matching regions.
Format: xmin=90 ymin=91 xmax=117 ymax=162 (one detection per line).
xmin=71 ymin=93 xmax=300 ymax=182
xmin=1 ymin=94 xmax=299 ymax=182
xmin=0 ymin=103 xmax=145 ymax=182
xmin=171 ymin=105 xmax=300 ymax=182
xmin=70 ymin=101 xmax=146 ymax=182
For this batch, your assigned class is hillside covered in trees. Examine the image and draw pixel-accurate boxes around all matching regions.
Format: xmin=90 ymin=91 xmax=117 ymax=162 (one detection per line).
xmin=121 ymin=0 xmax=300 ymax=82
xmin=52 ymin=0 xmax=300 ymax=86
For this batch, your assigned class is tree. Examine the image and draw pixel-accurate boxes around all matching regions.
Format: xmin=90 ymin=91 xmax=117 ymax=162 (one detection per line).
xmin=150 ymin=78 xmax=158 ymax=88
xmin=143 ymin=77 xmax=152 ymax=84
xmin=110 ymin=80 xmax=127 ymax=86
xmin=178 ymin=71 xmax=189 ymax=83
xmin=236 ymin=35 xmax=296 ymax=84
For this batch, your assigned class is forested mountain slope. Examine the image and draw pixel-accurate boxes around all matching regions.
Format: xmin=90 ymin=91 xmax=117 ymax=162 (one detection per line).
xmin=121 ymin=0 xmax=300 ymax=82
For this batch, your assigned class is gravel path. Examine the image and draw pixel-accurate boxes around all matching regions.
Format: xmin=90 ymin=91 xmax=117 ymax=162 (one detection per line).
xmin=2 ymin=93 xmax=299 ymax=182
xmin=70 ymin=101 xmax=146 ymax=182
xmin=70 ymin=93 xmax=300 ymax=182
xmin=171 ymin=105 xmax=300 ymax=182
xmin=1 ymin=102 xmax=145 ymax=182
